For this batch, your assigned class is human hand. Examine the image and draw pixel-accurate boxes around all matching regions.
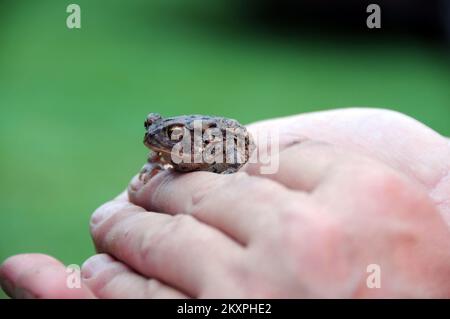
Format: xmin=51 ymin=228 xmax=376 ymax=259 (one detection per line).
xmin=1 ymin=108 xmax=449 ymax=298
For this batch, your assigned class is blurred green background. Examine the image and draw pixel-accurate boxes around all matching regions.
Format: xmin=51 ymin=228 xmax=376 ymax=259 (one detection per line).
xmin=0 ymin=0 xmax=449 ymax=298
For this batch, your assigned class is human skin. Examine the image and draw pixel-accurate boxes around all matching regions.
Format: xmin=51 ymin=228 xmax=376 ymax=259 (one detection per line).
xmin=1 ymin=108 xmax=449 ymax=298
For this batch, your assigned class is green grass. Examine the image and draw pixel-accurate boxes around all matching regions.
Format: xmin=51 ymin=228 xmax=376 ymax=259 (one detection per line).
xmin=0 ymin=0 xmax=449 ymax=298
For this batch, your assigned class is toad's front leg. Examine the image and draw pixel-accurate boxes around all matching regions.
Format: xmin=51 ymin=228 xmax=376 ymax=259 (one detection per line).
xmin=138 ymin=151 xmax=165 ymax=184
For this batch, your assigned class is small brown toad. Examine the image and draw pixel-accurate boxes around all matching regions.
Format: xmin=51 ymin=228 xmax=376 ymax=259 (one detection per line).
xmin=139 ymin=113 xmax=255 ymax=181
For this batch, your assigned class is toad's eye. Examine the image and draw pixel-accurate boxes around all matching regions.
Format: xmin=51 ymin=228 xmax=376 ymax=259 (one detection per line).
xmin=168 ymin=125 xmax=184 ymax=141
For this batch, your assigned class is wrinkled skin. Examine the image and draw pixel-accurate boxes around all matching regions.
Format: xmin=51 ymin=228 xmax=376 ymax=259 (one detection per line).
xmin=142 ymin=113 xmax=255 ymax=175
xmin=1 ymin=108 xmax=450 ymax=298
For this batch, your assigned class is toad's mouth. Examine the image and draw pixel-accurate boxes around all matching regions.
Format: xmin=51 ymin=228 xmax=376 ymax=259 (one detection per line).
xmin=146 ymin=145 xmax=189 ymax=161
xmin=148 ymin=145 xmax=171 ymax=155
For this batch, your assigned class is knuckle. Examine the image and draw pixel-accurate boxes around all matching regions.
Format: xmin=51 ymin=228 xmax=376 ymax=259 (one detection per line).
xmin=277 ymin=197 xmax=316 ymax=232
xmin=280 ymin=209 xmax=350 ymax=274
xmin=139 ymin=215 xmax=195 ymax=266
xmin=335 ymin=159 xmax=432 ymax=217
xmin=190 ymin=178 xmax=225 ymax=214
xmin=167 ymin=214 xmax=196 ymax=234
xmin=362 ymin=168 xmax=407 ymax=195
xmin=289 ymin=210 xmax=345 ymax=253
xmin=191 ymin=172 xmax=273 ymax=216
xmin=103 ymin=214 xmax=142 ymax=249
xmin=357 ymin=166 xmax=429 ymax=212
xmin=234 ymin=175 xmax=284 ymax=203
xmin=189 ymin=173 xmax=245 ymax=215
xmin=91 ymin=204 xmax=141 ymax=248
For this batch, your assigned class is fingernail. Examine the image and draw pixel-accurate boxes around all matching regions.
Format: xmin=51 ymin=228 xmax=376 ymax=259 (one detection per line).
xmin=91 ymin=202 xmax=116 ymax=226
xmin=91 ymin=208 xmax=107 ymax=226
xmin=82 ymin=254 xmax=114 ymax=279
xmin=91 ymin=210 xmax=108 ymax=226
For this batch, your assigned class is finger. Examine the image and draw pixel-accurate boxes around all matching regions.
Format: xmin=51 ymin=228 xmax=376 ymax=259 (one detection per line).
xmin=244 ymin=140 xmax=356 ymax=192
xmin=82 ymin=254 xmax=187 ymax=299
xmin=245 ymin=110 xmax=450 ymax=225
xmin=90 ymin=198 xmax=244 ymax=297
xmin=128 ymin=169 xmax=309 ymax=244
xmin=246 ymin=108 xmax=450 ymax=190
xmin=0 ymin=254 xmax=95 ymax=299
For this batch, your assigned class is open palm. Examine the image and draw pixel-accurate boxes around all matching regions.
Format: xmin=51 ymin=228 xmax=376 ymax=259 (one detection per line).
xmin=1 ymin=108 xmax=449 ymax=298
